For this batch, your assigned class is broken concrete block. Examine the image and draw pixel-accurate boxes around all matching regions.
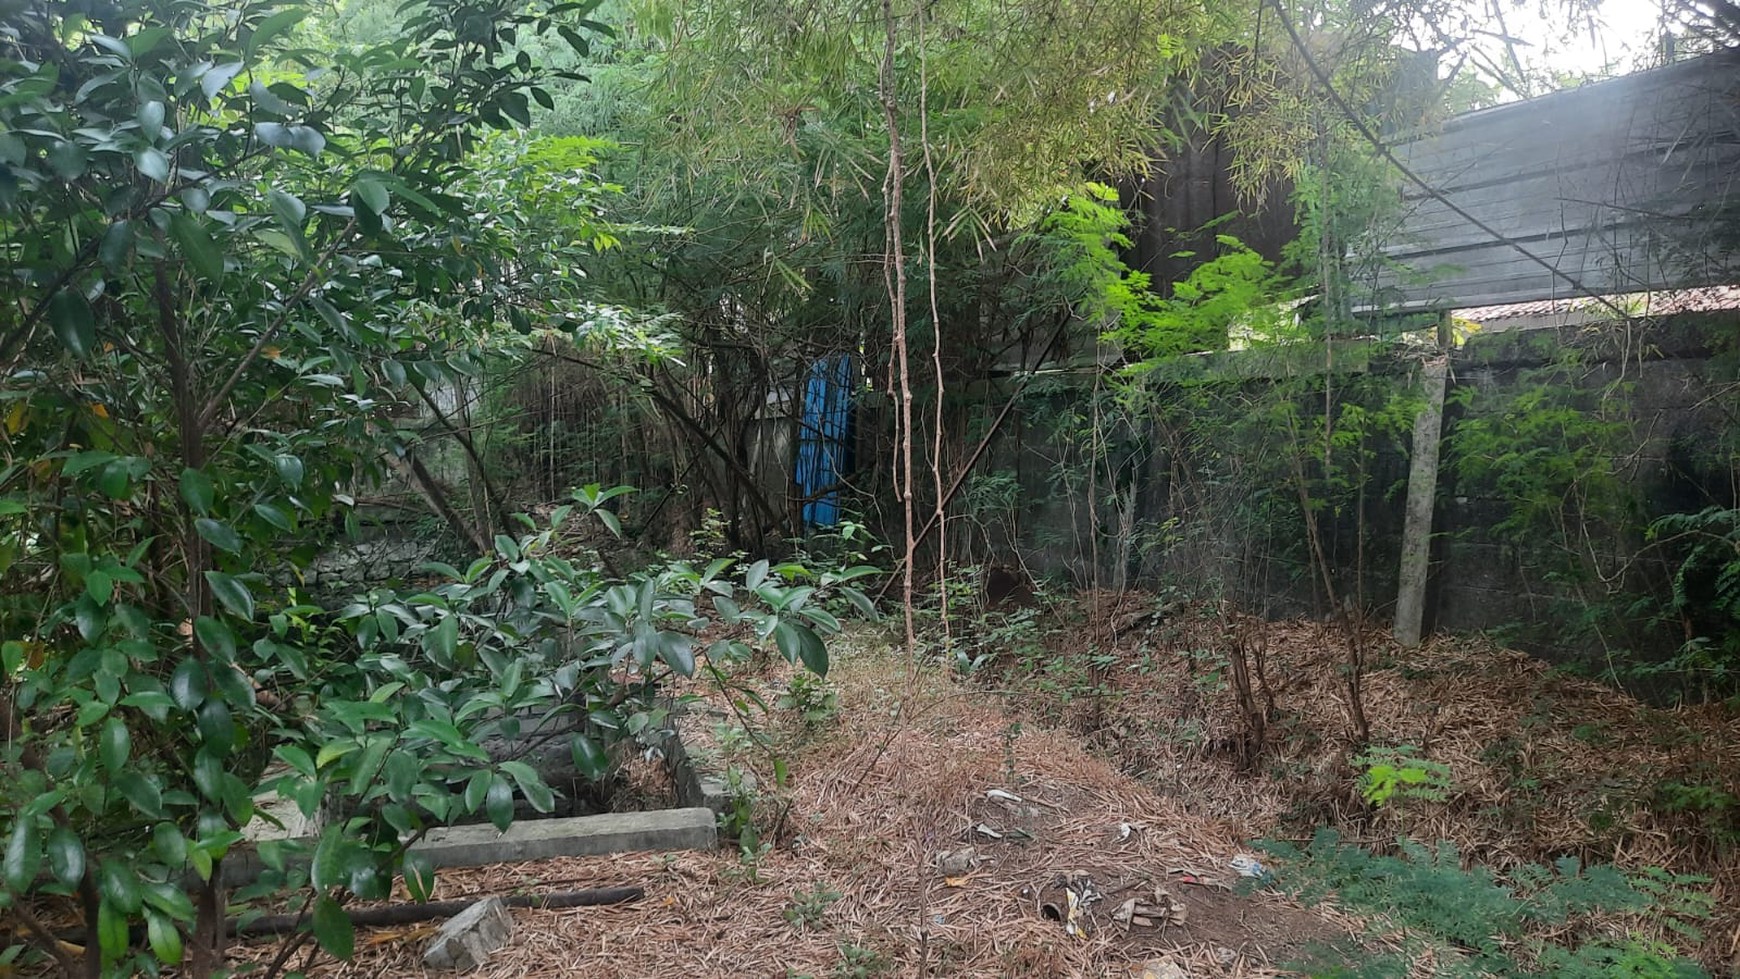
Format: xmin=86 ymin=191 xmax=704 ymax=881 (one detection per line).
xmin=423 ymin=897 xmax=513 ymax=971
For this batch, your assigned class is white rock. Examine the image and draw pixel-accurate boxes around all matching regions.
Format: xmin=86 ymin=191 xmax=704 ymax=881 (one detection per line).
xmin=1129 ymin=959 xmax=1188 ymax=979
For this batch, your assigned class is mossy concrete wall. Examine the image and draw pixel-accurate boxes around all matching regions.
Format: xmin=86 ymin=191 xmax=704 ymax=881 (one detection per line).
xmin=987 ymin=313 xmax=1737 ymax=675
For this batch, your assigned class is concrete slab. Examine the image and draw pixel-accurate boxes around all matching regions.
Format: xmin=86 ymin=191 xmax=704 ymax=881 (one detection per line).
xmin=409 ymin=807 xmax=717 ymax=869
xmin=224 ymin=807 xmax=717 ymax=886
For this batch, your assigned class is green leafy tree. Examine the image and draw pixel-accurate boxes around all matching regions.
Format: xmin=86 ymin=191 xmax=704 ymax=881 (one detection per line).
xmin=0 ymin=1 xmax=866 ymax=975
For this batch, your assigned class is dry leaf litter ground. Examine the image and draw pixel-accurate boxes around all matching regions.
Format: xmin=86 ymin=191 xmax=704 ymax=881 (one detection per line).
xmin=1005 ymin=594 xmax=1739 ymax=973
xmin=232 ymin=629 xmax=1367 ymax=978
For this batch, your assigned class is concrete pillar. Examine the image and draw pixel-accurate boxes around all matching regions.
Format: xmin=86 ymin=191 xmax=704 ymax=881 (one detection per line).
xmin=1394 ymin=355 xmax=1449 ymax=647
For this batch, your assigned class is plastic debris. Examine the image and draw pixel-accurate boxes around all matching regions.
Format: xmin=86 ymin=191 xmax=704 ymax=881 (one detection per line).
xmin=1229 ymin=854 xmax=1268 ymax=879
xmin=985 ymin=788 xmax=1024 ymax=804
xmin=973 ymin=823 xmax=1004 ymax=839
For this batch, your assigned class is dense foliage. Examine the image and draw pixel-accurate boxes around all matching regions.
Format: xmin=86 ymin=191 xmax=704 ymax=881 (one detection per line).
xmin=0 ymin=0 xmax=867 ymax=974
xmin=4 ymin=0 xmax=1735 ymax=972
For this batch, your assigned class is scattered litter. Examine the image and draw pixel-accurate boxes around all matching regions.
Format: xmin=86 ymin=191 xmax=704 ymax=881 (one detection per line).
xmin=933 ymin=846 xmax=980 ymax=876
xmin=1115 ymin=821 xmax=1140 ymax=842
xmin=986 ymin=788 xmax=1024 ymax=804
xmin=973 ymin=823 xmax=1003 ymax=839
xmin=1214 ymin=946 xmax=1239 ymax=967
xmin=1229 ymin=854 xmax=1268 ymax=879
xmin=1110 ymin=883 xmax=1187 ymax=930
xmin=1169 ymin=865 xmax=1232 ymax=890
xmin=1037 ymin=872 xmax=1101 ymax=939
xmin=943 ymin=876 xmax=971 ymax=888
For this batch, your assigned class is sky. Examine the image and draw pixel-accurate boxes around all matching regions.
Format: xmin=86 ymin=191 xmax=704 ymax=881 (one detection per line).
xmin=1535 ymin=0 xmax=1668 ymax=72
xmin=1440 ymin=0 xmax=1674 ymax=100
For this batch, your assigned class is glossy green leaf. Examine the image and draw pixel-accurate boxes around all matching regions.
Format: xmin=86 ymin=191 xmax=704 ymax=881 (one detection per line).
xmin=308 ymin=823 xmax=344 ymax=888
xmin=98 ymin=219 xmax=134 ymax=270
xmin=48 ymin=139 xmax=86 ymax=179
xmin=205 ymin=571 xmax=254 ymax=620
xmin=169 ymin=658 xmax=208 ymax=711
xmin=48 ymin=290 xmax=95 ymax=358
xmin=269 ymin=187 xmax=306 ymax=229
xmin=96 ymin=898 xmax=128 ymax=964
xmin=114 ymin=772 xmax=163 ymax=818
xmin=403 ymin=851 xmax=435 ymax=903
xmin=3 ymin=817 xmax=40 ymax=891
xmin=152 ymin=822 xmax=187 ymax=866
xmin=179 ymin=467 xmax=214 ymax=514
xmin=485 ymin=774 xmax=515 ymax=832
xmin=255 ymin=122 xmax=325 ymax=157
xmin=146 ymin=907 xmax=184 ymax=964
xmin=96 ymin=460 xmax=130 ymax=500
xmin=570 ymin=734 xmax=608 ymax=780
xmin=98 ymin=859 xmax=142 ymax=913
xmin=254 ymin=501 xmax=293 ymax=531
xmin=194 ymin=517 xmax=242 ymax=554
xmin=245 ymin=7 xmax=307 ymax=57
xmin=137 ymin=99 xmax=165 ymax=134
xmin=311 ymin=894 xmax=354 ymax=959
xmin=188 ymin=847 xmax=212 ymax=882
xmin=46 ymin=826 xmax=85 ymax=886
xmin=463 ymin=770 xmax=490 ymax=813
xmin=351 ymin=176 xmax=390 ymax=216
xmin=194 ymin=616 xmax=237 ymax=660
xmin=839 ymin=587 xmax=879 ymax=621
xmin=99 ymin=715 xmax=130 ymax=770
xmin=136 ymin=146 xmax=170 ymax=181
xmin=86 ymin=568 xmax=115 ymax=604
xmin=430 ymin=614 xmax=458 ymax=660
xmin=200 ymin=62 xmax=242 ymax=99
xmin=274 ymin=454 xmax=304 ymax=486
xmin=248 ymin=79 xmax=294 ymax=115
xmin=774 ymin=621 xmax=829 ymax=677
xmin=197 ymin=700 xmax=236 ymax=751
xmin=170 ymin=212 xmax=224 ymax=281
xmin=745 ymin=559 xmax=769 ymax=590
xmin=655 ymin=631 xmax=695 ymax=676
xmin=499 ymin=761 xmax=555 ymax=814
xmin=192 ymin=747 xmax=225 ymax=799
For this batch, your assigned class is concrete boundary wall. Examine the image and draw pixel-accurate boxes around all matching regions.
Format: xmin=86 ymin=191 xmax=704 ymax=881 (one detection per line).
xmin=991 ymin=314 xmax=1737 ymax=673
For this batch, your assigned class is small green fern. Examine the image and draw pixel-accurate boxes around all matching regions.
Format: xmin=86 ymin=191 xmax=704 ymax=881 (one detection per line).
xmin=1259 ymin=829 xmax=1711 ymax=977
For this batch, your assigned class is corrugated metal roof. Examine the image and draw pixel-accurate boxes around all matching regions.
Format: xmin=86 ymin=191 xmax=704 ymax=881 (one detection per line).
xmin=1456 ymin=285 xmax=1740 ymax=323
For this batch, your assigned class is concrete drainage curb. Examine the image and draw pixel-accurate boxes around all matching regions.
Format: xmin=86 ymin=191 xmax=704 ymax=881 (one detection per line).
xmin=232 ymin=712 xmax=731 ymax=887
xmin=657 ymin=703 xmax=754 ymax=817
xmin=411 ymin=807 xmax=716 ymax=868
xmin=228 ymin=807 xmax=716 ymax=886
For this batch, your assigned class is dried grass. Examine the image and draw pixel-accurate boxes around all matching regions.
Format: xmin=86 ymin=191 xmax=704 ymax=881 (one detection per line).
xmin=1030 ymin=597 xmax=1740 ymax=972
xmin=230 ymin=632 xmax=1364 ymax=978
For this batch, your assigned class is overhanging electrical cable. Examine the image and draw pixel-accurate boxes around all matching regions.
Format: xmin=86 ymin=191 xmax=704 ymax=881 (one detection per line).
xmin=1266 ymin=0 xmax=1629 ymax=320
